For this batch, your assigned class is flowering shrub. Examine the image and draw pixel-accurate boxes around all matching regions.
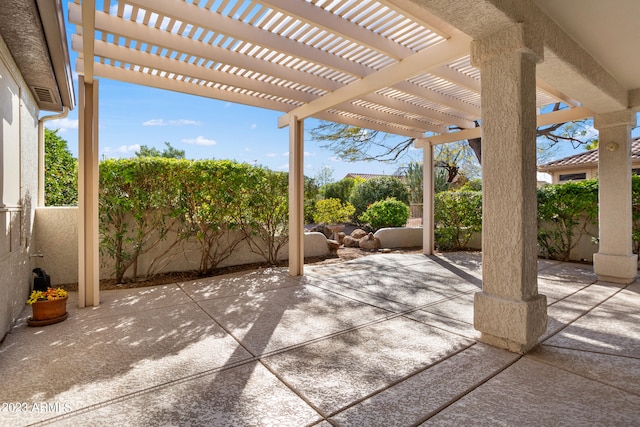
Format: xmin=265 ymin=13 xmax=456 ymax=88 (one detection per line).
xmin=27 ymin=287 xmax=68 ymax=304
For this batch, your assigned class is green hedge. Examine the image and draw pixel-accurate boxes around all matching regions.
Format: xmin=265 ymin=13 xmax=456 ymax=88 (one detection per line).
xmin=537 ymin=179 xmax=598 ymax=261
xmin=434 ymin=190 xmax=482 ymax=250
xmin=99 ymin=158 xmax=289 ymax=281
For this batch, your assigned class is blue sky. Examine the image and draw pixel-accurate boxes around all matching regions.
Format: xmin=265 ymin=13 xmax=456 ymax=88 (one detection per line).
xmin=45 ymin=3 xmax=639 ymax=183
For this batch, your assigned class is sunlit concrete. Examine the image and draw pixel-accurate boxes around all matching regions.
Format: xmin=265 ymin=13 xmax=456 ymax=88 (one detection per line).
xmin=1 ymin=253 xmax=638 ymax=426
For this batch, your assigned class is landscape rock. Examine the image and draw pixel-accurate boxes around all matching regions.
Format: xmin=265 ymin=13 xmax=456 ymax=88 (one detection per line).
xmin=327 ymin=239 xmax=340 ymax=254
xmin=343 ymin=235 xmax=361 ymax=248
xmin=359 ymin=232 xmax=381 ymax=251
xmin=351 ymin=229 xmax=367 ymax=239
xmin=309 ymin=224 xmax=333 ymax=239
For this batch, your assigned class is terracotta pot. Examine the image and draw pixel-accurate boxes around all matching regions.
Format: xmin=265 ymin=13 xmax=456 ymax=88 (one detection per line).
xmin=28 ymin=296 xmax=68 ymax=326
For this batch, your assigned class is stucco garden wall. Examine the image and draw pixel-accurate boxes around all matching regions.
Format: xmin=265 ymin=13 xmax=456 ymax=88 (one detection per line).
xmin=33 ymin=207 xmax=608 ymax=287
xmin=0 ymin=35 xmax=40 ymax=339
xmin=34 ymin=207 xmax=331 ymax=285
xmin=462 ymin=223 xmax=600 ymax=263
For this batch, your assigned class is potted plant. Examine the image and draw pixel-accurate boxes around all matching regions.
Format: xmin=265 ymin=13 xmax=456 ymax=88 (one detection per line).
xmin=313 ymin=198 xmax=356 ymax=241
xmin=26 ymin=287 xmax=69 ymax=326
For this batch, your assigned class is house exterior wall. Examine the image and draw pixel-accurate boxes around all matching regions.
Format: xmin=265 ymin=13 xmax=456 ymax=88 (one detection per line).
xmin=0 ymin=34 xmax=39 ymax=339
xmin=548 ymin=167 xmax=598 ymax=184
xmin=544 ymin=160 xmax=640 ymax=184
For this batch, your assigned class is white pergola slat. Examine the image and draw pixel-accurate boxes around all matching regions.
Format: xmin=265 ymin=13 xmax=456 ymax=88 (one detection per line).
xmin=70 ymin=0 xmax=581 ymax=141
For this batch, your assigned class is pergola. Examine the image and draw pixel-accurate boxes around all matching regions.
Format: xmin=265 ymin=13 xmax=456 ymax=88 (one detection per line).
xmin=70 ymin=0 xmax=640 ymax=353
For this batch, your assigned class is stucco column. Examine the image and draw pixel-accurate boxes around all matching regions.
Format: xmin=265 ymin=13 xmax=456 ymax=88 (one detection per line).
xmin=78 ymin=76 xmax=100 ymax=307
xmin=593 ymin=110 xmax=638 ymax=283
xmin=422 ymin=142 xmax=434 ymax=255
xmin=288 ymin=116 xmax=304 ymax=276
xmin=470 ymin=23 xmax=547 ymax=353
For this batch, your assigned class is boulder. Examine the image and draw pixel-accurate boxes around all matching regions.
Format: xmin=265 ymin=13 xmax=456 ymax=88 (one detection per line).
xmin=359 ymin=232 xmax=381 ymax=251
xmin=309 ymin=224 xmax=333 ymax=239
xmin=327 ymin=239 xmax=340 ymax=254
xmin=343 ymin=235 xmax=361 ymax=248
xmin=338 ymin=232 xmax=346 ymax=246
xmin=351 ymin=228 xmax=367 ymax=239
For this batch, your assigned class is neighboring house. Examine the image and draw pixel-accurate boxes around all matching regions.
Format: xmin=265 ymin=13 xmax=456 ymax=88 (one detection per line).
xmin=538 ymin=138 xmax=640 ymax=184
xmin=0 ymin=0 xmax=74 ymax=339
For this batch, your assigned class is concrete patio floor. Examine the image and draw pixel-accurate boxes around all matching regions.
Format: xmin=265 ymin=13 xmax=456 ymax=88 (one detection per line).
xmin=1 ymin=252 xmax=639 ymax=426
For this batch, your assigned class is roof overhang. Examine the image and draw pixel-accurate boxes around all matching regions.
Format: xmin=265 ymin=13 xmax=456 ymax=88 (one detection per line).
xmin=0 ymin=0 xmax=75 ymax=112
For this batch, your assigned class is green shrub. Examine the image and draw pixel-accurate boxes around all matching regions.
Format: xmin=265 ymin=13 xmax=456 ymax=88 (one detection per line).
xmin=304 ymin=176 xmax=320 ymax=223
xmin=238 ymin=169 xmax=289 ymax=265
xmin=45 ymin=129 xmax=78 ymax=206
xmin=321 ymin=177 xmax=356 ymax=203
xmin=178 ymin=160 xmax=252 ymax=274
xmin=99 ymin=158 xmax=183 ymax=281
xmin=349 ymin=176 xmax=409 ymax=218
xmin=632 ymin=175 xmax=640 ymax=254
xmin=458 ymin=178 xmax=482 ymax=192
xmin=360 ymin=197 xmax=410 ymax=230
xmin=537 ymin=179 xmax=598 ymax=261
xmin=434 ymin=190 xmax=482 ymax=250
xmin=313 ymin=198 xmax=355 ymax=224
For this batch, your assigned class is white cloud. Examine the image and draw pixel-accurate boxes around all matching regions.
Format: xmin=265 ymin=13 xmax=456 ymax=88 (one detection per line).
xmin=282 ymin=151 xmax=313 ymax=157
xmin=265 ymin=152 xmax=276 ymax=158
xmin=582 ymin=125 xmax=598 ymax=140
xmin=181 ymin=136 xmax=216 ymax=146
xmin=250 ymin=123 xmax=257 ymax=130
xmin=45 ymin=118 xmax=78 ymax=132
xmin=143 ymin=119 xmax=201 ymax=126
xmin=102 ymin=144 xmax=140 ymax=156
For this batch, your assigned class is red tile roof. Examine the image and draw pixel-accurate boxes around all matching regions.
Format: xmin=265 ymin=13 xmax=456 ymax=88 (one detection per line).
xmin=538 ymin=138 xmax=640 ymax=171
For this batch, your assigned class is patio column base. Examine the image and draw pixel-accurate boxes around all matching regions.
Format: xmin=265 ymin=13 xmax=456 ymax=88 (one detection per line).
xmin=593 ymin=253 xmax=637 ymax=284
xmin=474 ymin=292 xmax=547 ymax=354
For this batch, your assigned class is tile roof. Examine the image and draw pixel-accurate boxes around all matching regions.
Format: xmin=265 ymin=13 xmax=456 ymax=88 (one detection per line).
xmin=538 ymin=138 xmax=640 ymax=171
xmin=344 ymin=173 xmax=403 ymax=180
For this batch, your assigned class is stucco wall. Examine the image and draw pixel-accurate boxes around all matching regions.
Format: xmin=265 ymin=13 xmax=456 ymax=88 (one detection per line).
xmin=464 ymin=221 xmax=600 ymax=263
xmin=0 ymin=35 xmax=40 ymax=339
xmin=34 ymin=207 xmax=331 ymax=285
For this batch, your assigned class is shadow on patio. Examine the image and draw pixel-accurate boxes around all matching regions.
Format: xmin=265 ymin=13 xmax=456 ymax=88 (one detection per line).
xmin=1 ymin=253 xmax=638 ymax=426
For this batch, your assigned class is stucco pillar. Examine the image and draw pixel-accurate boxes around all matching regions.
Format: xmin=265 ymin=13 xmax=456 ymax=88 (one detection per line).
xmin=288 ymin=116 xmax=304 ymax=276
xmin=423 ymin=142 xmax=434 ymax=255
xmin=593 ymin=110 xmax=638 ymax=283
xmin=470 ymin=23 xmax=547 ymax=353
xmin=78 ymin=76 xmax=100 ymax=307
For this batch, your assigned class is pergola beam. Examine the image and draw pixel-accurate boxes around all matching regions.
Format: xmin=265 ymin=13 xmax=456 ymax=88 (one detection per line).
xmin=74 ymin=37 xmax=318 ymax=104
xmin=413 ymin=106 xmax=594 ymax=147
xmin=278 ymin=33 xmax=470 ymax=127
xmin=68 ymin=4 xmax=342 ymax=93
xmin=127 ymin=0 xmax=371 ymax=78
xmin=79 ymin=61 xmax=429 ymax=140
xmin=261 ymin=0 xmax=415 ymax=60
xmin=360 ymin=91 xmax=476 ymax=129
xmin=80 ymin=0 xmax=95 ymax=84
